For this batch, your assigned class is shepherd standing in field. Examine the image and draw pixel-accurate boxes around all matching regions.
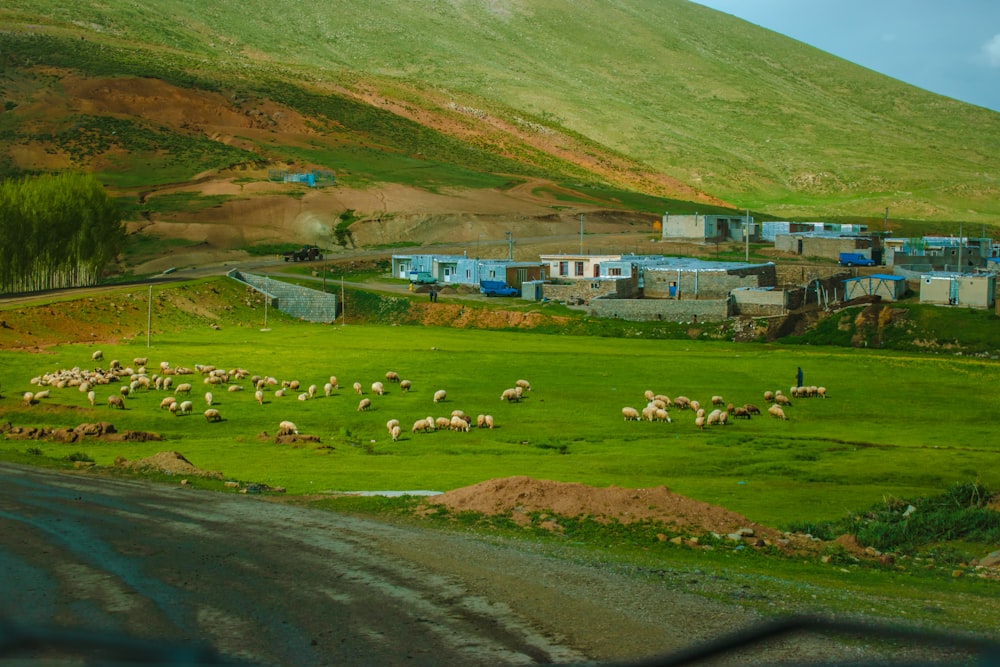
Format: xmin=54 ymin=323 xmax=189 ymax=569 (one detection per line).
xmin=796 ymin=366 xmax=803 ymax=388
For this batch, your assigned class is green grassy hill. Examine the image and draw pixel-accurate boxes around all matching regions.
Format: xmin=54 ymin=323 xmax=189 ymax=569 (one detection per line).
xmin=2 ymin=0 xmax=999 ymax=225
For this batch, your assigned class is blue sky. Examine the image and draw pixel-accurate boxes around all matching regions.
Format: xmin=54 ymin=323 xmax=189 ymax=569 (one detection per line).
xmin=690 ymin=0 xmax=1000 ymax=112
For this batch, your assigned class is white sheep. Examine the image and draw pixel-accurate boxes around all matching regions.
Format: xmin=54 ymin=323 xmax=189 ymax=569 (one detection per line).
xmin=324 ymin=383 xmax=333 ymax=397
xmin=711 ymin=395 xmax=724 ymax=406
xmin=412 ymin=418 xmax=430 ymax=433
xmin=400 ymin=379 xmax=412 ymax=392
xmin=228 ymin=385 xmax=243 ymax=393
xmin=450 ymin=415 xmax=470 ymax=432
xmin=390 ymin=425 xmax=401 ymax=441
xmin=205 ymin=392 xmax=213 ymax=406
xmin=483 ymin=414 xmax=495 ymax=429
xmin=160 ymin=396 xmax=177 ymax=410
xmin=516 ymin=379 xmax=531 ymax=392
xmin=204 ymin=408 xmax=222 ymax=423
xmin=119 ymin=385 xmax=130 ymax=398
xmin=500 ymin=388 xmax=519 ymax=402
xmin=298 ymin=393 xmax=309 ymax=401
xmin=328 ymin=375 xmax=339 ymax=389
xmin=255 ymin=390 xmax=264 ymax=406
xmin=775 ymin=394 xmax=792 ymax=406
xmin=644 ymin=389 xmax=655 ymax=402
xmin=425 ymin=416 xmax=436 ymax=432
xmin=22 ymin=392 xmax=35 ymax=406
xmin=386 ymin=419 xmax=400 ymax=433
xmin=435 ymin=417 xmax=451 ymax=429
xmin=433 ymin=389 xmax=447 ymax=403
xmin=358 ymin=397 xmax=372 ymax=411
xmin=278 ymin=420 xmax=298 ymax=436
xmin=622 ymin=407 xmax=640 ymax=421
xmin=372 ymin=381 xmax=385 ymax=396
xmin=169 ymin=402 xmax=178 ymax=415
xmin=476 ymin=414 xmax=488 ymax=428
xmin=654 ymin=409 xmax=671 ymax=423
xmin=92 ymin=350 xmax=103 ymax=361
xmin=87 ymin=390 xmax=96 ymax=406
xmin=764 ymin=390 xmax=775 ymax=403
xmin=288 ymin=380 xmax=301 ymax=391
xmin=33 ymin=389 xmax=50 ymax=400
xmin=385 ymin=371 xmax=400 ymax=383
xmin=695 ymin=416 xmax=705 ymax=429
xmin=133 ymin=357 xmax=147 ymax=367
xmin=174 ymin=383 xmax=192 ymax=395
xmin=180 ymin=400 xmax=194 ymax=415
xmin=274 ymin=388 xmax=285 ymax=398
xmin=308 ymin=384 xmax=317 ymax=398
xmin=817 ymin=386 xmax=827 ymax=398
xmin=768 ymin=405 xmax=787 ymax=420
xmin=107 ymin=395 xmax=125 ymax=409
xmin=353 ymin=382 xmax=363 ymax=395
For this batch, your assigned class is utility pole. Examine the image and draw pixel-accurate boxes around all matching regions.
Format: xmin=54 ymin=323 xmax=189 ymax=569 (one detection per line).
xmin=745 ymin=208 xmax=750 ymax=262
xmin=504 ymin=231 xmax=514 ymax=261
xmin=579 ymin=214 xmax=584 ymax=254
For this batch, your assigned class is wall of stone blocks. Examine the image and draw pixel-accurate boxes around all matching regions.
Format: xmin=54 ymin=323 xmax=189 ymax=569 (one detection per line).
xmin=589 ymin=298 xmax=731 ymax=322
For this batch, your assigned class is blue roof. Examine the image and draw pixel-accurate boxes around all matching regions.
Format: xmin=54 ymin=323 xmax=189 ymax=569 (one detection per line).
xmin=843 ymin=274 xmax=904 ymax=282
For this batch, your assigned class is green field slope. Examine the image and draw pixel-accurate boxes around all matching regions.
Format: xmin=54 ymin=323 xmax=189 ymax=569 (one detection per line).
xmin=2 ymin=0 xmax=999 ymax=224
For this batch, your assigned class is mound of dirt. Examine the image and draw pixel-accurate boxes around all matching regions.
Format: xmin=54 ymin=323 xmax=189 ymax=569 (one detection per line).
xmin=114 ymin=451 xmax=222 ymax=479
xmin=424 ymin=476 xmax=779 ymax=539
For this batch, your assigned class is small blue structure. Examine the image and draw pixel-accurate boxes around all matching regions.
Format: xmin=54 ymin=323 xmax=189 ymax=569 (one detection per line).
xmin=843 ymin=274 xmax=907 ymax=301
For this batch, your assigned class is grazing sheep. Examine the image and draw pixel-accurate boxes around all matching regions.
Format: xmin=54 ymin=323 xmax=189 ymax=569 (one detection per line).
xmin=160 ymin=396 xmax=177 ymax=410
xmin=328 ymin=376 xmax=339 ymax=389
xmin=308 ymin=384 xmax=317 ymax=398
xmin=412 ymin=418 xmax=430 ymax=433
xmin=483 ymin=414 xmax=494 ymax=429
xmin=180 ymin=401 xmax=194 ymax=415
xmin=371 ymin=381 xmax=385 ymax=396
xmin=169 ymin=402 xmax=178 ymax=415
xmin=353 ymin=382 xmax=363 ymax=395
xmin=744 ymin=403 xmax=761 ymax=415
xmin=22 ymin=392 xmax=35 ymax=406
xmin=695 ymin=416 xmax=705 ymax=430
xmin=79 ymin=381 xmax=91 ymax=393
xmin=87 ymin=390 xmax=96 ymax=406
xmin=133 ymin=357 xmax=147 ymax=367
xmin=109 ymin=359 xmax=121 ymax=371
xmin=673 ymin=396 xmax=691 ymax=410
xmin=450 ymin=415 xmax=470 ymax=432
xmin=732 ymin=407 xmax=751 ymax=420
xmin=162 ymin=377 xmax=173 ymax=391
xmin=228 ymin=385 xmax=243 ymax=393
xmin=644 ymin=389 xmax=655 ymax=402
xmin=433 ymin=389 xmax=447 ymax=403
xmin=425 ymin=416 xmax=436 ymax=432
xmin=278 ymin=420 xmax=298 ymax=436
xmin=768 ymin=405 xmax=787 ymax=420
xmin=651 ymin=399 xmax=667 ymax=410
xmin=390 ymin=425 xmax=401 ymax=441
xmin=764 ymin=390 xmax=775 ymax=403
xmin=92 ymin=350 xmax=103 ymax=361
xmin=274 ymin=389 xmax=285 ymax=398
xmin=707 ymin=409 xmax=723 ymax=426
xmin=107 ymin=395 xmax=125 ymax=409
xmin=205 ymin=392 xmax=213 ymax=406
xmin=119 ymin=385 xmax=130 ymax=398
xmin=385 ymin=371 xmax=400 ymax=383
xmin=324 ymin=383 xmax=333 ymax=397
xmin=696 ymin=408 xmax=706 ymax=419
xmin=435 ymin=417 xmax=451 ymax=430
xmin=817 ymin=386 xmax=827 ymax=398
xmin=641 ymin=405 xmax=657 ymax=422
xmin=288 ymin=380 xmax=301 ymax=391
xmin=622 ymin=407 xmax=640 ymax=421
xmin=32 ymin=389 xmax=50 ymax=401
xmin=515 ymin=379 xmax=531 ymax=392
xmin=255 ymin=390 xmax=264 ymax=406
xmin=400 ymin=380 xmax=411 ymax=392
xmin=297 ymin=393 xmax=309 ymax=402
xmin=174 ymin=383 xmax=192 ymax=395
xmin=775 ymin=394 xmax=792 ymax=406
xmin=476 ymin=414 xmax=488 ymax=428
xmin=358 ymin=397 xmax=372 ymax=411
xmin=689 ymin=400 xmax=701 ymax=413
xmin=712 ymin=395 xmax=724 ymax=406
xmin=386 ymin=419 xmax=400 ymax=433
xmin=204 ymin=408 xmax=222 ymax=423
xmin=500 ymin=388 xmax=519 ymax=402
xmin=654 ymin=409 xmax=671 ymax=423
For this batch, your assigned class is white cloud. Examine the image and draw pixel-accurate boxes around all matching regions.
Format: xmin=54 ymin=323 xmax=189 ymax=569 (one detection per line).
xmin=983 ymin=33 xmax=1000 ymax=67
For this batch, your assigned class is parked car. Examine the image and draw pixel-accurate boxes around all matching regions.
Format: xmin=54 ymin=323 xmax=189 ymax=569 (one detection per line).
xmin=479 ymin=280 xmax=519 ymax=297
xmin=838 ymin=252 xmax=875 ymax=267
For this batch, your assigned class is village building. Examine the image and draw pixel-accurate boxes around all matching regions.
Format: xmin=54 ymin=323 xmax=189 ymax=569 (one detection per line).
xmin=918 ymin=272 xmax=996 ymax=309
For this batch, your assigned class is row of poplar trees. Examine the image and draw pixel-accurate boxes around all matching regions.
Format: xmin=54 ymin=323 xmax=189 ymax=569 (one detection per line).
xmin=0 ymin=173 xmax=125 ymax=294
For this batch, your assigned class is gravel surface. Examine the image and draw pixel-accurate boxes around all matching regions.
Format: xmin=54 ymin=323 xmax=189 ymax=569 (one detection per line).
xmin=0 ymin=463 xmax=976 ymax=666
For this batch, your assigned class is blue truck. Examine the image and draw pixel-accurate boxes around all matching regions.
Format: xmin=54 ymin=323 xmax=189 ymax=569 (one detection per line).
xmin=479 ymin=280 xmax=519 ymax=297
xmin=838 ymin=252 xmax=875 ymax=267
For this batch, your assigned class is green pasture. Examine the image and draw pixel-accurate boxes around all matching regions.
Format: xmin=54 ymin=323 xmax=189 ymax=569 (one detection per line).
xmin=1 ymin=323 xmax=997 ymax=529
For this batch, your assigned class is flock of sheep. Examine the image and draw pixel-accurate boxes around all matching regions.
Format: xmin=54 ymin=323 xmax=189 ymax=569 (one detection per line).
xmin=20 ymin=349 xmax=533 ymax=444
xmin=622 ymin=384 xmax=827 ymax=429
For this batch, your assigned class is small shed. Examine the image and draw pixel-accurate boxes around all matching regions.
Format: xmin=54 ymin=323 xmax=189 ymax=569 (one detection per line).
xmin=843 ymin=274 xmax=907 ymax=301
xmin=919 ymin=272 xmax=996 ymax=309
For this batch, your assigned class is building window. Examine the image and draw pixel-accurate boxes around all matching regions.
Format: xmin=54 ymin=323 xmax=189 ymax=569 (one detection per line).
xmin=559 ymin=261 xmax=568 ymax=276
xmin=575 ymin=261 xmax=584 ymax=276
xmin=609 ymin=268 xmax=622 ymax=276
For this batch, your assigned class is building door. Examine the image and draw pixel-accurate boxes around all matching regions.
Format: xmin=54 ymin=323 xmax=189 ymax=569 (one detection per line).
xmin=949 ymin=279 xmax=959 ymax=305
xmin=669 ymin=281 xmax=677 ymax=298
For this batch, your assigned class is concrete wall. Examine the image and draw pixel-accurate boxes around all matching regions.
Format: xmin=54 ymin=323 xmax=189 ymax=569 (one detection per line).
xmin=543 ymin=276 xmax=637 ymax=304
xmin=643 ymin=264 xmax=776 ymax=300
xmin=229 ymin=270 xmax=338 ymax=323
xmin=919 ymin=274 xmax=996 ymax=308
xmin=775 ymin=235 xmax=867 ymax=259
xmin=590 ymin=297 xmax=731 ymax=322
xmin=731 ymin=289 xmax=786 ymax=316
